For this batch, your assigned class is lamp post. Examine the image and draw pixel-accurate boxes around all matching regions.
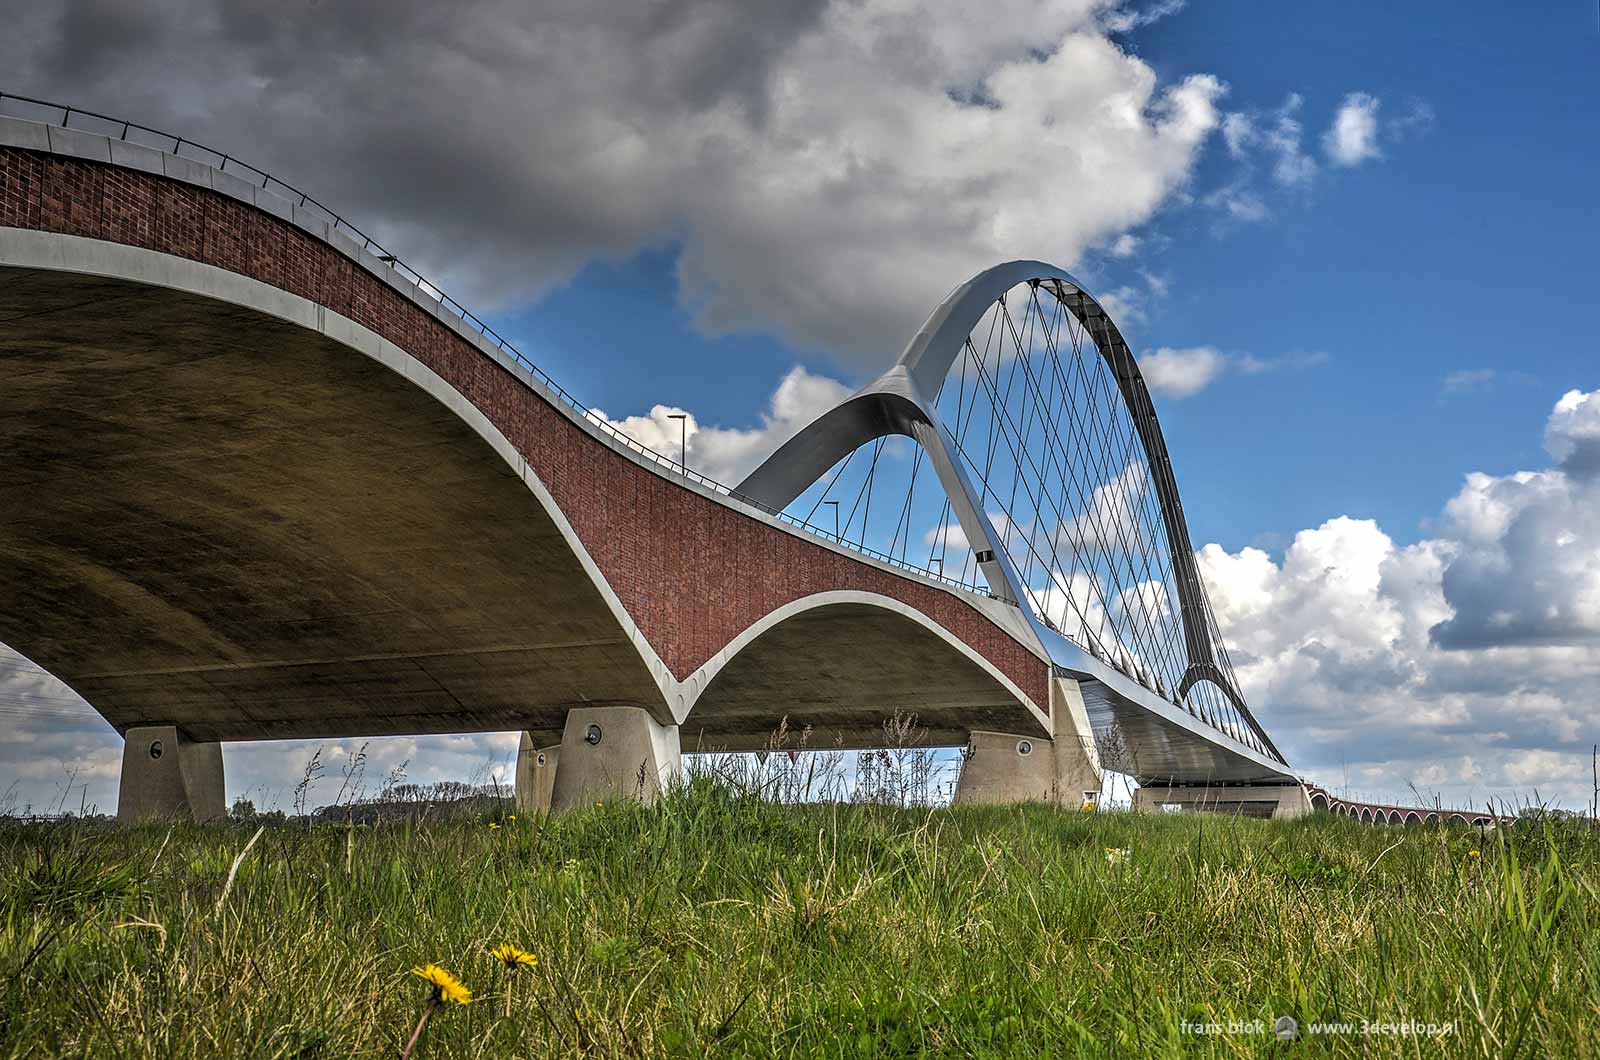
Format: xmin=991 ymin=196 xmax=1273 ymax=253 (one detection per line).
xmin=666 ymin=413 xmax=687 ymax=472
xmin=824 ymin=499 xmax=840 ymax=541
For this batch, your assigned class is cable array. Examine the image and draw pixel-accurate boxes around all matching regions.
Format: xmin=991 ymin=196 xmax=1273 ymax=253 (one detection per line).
xmin=784 ymin=280 xmax=1274 ymax=757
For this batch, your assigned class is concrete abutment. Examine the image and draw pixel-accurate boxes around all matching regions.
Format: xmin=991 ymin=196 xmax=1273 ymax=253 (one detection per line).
xmin=116 ymin=724 xmax=226 ymax=822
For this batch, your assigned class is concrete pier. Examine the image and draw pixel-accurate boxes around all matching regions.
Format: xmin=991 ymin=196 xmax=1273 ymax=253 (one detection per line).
xmin=117 ymin=725 xmax=226 ymax=822
xmin=514 ymin=733 xmax=560 ymax=815
xmin=953 ymin=676 xmax=1103 ymax=807
xmin=549 ymin=706 xmax=682 ymax=813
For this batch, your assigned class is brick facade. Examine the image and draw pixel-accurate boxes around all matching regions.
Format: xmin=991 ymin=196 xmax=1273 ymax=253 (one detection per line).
xmin=0 ymin=147 xmax=1049 ymax=709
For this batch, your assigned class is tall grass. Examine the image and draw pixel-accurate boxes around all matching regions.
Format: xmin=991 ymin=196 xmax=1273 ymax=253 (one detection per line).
xmin=1 ymin=779 xmax=1596 ymax=1057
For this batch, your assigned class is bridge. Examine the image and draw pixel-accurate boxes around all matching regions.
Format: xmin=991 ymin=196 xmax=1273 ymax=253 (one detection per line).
xmin=1304 ymin=787 xmax=1499 ymax=828
xmin=0 ymin=96 xmax=1312 ymax=820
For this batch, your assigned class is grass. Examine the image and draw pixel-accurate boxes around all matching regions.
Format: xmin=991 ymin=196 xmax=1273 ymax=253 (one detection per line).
xmin=1 ymin=778 xmax=1597 ymax=1058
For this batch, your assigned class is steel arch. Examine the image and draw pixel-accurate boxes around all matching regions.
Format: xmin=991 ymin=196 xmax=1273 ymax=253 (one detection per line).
xmin=738 ymin=260 xmax=1282 ymax=761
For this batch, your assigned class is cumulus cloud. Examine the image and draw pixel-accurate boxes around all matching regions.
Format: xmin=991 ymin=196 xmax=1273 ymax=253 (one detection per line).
xmin=1140 ymin=346 xmax=1228 ymax=398
xmin=1323 ymin=91 xmax=1383 ymax=166
xmin=1545 ymin=388 xmax=1600 ymax=479
xmin=589 ymin=365 xmax=852 ymax=485
xmin=1430 ymin=466 xmax=1600 ymax=649
xmin=2 ymin=0 xmax=1228 ymax=372
xmin=1201 ymin=388 xmax=1600 ymax=808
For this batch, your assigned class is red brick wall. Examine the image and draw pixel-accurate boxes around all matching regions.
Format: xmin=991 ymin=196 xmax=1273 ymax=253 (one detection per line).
xmin=0 ymin=146 xmax=1050 ymax=709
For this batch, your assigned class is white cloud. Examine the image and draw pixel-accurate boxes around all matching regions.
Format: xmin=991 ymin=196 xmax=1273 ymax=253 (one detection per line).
xmin=1545 ymin=388 xmax=1600 ymax=478
xmin=1100 ymin=0 xmax=1188 ymax=34
xmin=1211 ymin=91 xmax=1429 ymax=225
xmin=1218 ymin=94 xmax=1316 ymax=188
xmin=1106 ymin=233 xmax=1142 ymax=258
xmin=1140 ymin=346 xmax=1228 ymax=398
xmin=1140 ymin=345 xmax=1326 ymax=399
xmin=1058 ymin=461 xmax=1151 ymax=552
xmin=1201 ymin=388 xmax=1600 ymax=808
xmin=589 ymin=365 xmax=852 ymax=485
xmin=1323 ymin=91 xmax=1383 ymax=166
xmin=921 ymin=510 xmax=1013 ymax=558
xmin=1442 ymin=368 xmax=1496 ymax=394
xmin=1237 ymin=350 xmax=1328 ymax=374
xmin=1202 ymin=179 xmax=1270 ymax=223
xmin=1221 ymin=112 xmax=1255 ymax=159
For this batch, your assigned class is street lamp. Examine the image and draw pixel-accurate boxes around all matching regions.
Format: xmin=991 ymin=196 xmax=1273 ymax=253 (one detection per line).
xmin=823 ymin=499 xmax=840 ymax=541
xmin=666 ymin=413 xmax=687 ymax=472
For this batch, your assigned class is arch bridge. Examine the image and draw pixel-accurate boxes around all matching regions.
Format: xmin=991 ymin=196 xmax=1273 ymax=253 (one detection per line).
xmin=0 ymin=96 xmax=1301 ymax=818
xmin=1304 ymin=786 xmax=1499 ymax=829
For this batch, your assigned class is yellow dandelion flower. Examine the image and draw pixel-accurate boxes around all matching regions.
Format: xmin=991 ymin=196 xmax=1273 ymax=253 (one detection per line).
xmin=411 ymin=964 xmax=473 ymax=1006
xmin=490 ymin=943 xmax=539 ymax=971
xmin=508 ymin=815 xmax=517 ymax=822
xmin=1468 ymin=849 xmax=1481 ymax=858
xmin=488 ymin=822 xmax=501 ymax=830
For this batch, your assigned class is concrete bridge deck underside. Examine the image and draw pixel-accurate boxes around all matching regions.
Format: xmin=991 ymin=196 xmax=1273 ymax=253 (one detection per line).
xmin=0 ymin=266 xmax=666 ymax=740
xmin=0 ymin=264 xmax=1047 ymax=746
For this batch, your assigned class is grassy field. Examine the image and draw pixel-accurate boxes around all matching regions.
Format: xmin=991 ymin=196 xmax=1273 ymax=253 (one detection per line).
xmin=1 ymin=779 xmax=1596 ymax=1058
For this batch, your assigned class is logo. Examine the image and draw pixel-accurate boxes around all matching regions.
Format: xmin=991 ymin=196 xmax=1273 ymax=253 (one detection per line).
xmin=1274 ymin=1016 xmax=1299 ymax=1040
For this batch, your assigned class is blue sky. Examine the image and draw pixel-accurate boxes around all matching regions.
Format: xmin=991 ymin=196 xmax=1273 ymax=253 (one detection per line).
xmin=3 ymin=0 xmax=1598 ymax=812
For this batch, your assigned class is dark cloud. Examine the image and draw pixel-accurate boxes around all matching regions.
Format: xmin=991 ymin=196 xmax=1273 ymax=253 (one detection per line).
xmin=3 ymin=0 xmax=1221 ymax=371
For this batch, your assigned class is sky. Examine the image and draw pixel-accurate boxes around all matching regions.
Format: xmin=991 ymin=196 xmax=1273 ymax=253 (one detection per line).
xmin=2 ymin=0 xmax=1598 ymax=814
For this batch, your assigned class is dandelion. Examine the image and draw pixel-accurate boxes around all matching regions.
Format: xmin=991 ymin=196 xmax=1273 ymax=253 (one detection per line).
xmin=488 ymin=822 xmax=501 ymax=830
xmin=1468 ymin=849 xmax=1481 ymax=859
xmin=490 ymin=943 xmax=538 ymax=970
xmin=401 ymin=964 xmax=471 ymax=1060
xmin=507 ymin=815 xmax=516 ymax=822
xmin=489 ymin=943 xmax=539 ymax=1016
xmin=1080 ymin=799 xmax=1098 ymax=813
xmin=1104 ymin=847 xmax=1131 ymax=867
xmin=412 ymin=964 xmax=472 ymax=1005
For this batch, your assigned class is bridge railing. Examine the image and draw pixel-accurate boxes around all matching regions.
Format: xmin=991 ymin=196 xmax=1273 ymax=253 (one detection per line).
xmin=0 ymin=92 xmax=998 ymax=600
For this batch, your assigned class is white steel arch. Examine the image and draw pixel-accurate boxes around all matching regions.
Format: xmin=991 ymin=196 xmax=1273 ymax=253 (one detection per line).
xmin=739 ymin=261 xmax=1284 ymax=764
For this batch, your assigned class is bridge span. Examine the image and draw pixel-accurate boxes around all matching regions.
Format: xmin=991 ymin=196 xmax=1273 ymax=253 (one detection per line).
xmin=1304 ymin=787 xmax=1498 ymax=828
xmin=1 ymin=98 xmax=1301 ymax=819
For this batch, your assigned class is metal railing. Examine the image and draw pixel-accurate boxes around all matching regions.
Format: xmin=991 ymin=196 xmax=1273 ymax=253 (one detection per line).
xmin=0 ymin=91 xmax=996 ymax=599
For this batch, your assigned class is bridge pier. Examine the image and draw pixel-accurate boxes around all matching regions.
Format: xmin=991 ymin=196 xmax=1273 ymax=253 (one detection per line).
xmin=514 ymin=733 xmax=560 ymax=815
xmin=1133 ymin=783 xmax=1311 ymax=820
xmin=953 ymin=676 xmax=1102 ymax=807
xmin=548 ymin=706 xmax=682 ymax=814
xmin=117 ymin=725 xmax=226 ymax=822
